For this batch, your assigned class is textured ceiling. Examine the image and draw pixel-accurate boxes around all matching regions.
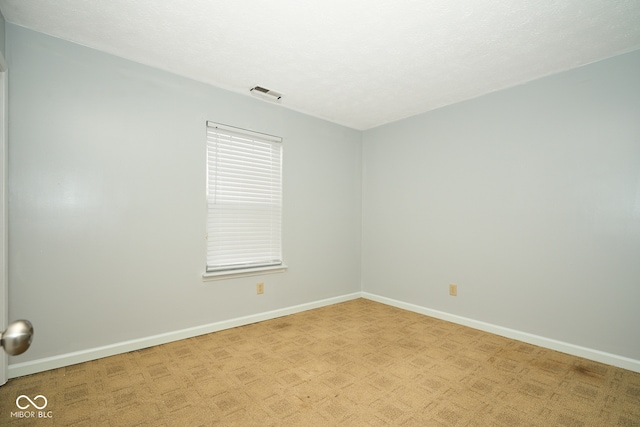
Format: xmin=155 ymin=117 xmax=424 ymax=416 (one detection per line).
xmin=1 ymin=0 xmax=640 ymax=130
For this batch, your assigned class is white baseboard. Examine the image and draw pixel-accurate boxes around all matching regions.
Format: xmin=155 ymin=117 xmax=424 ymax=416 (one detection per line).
xmin=9 ymin=291 xmax=640 ymax=377
xmin=8 ymin=292 xmax=361 ymax=378
xmin=362 ymin=292 xmax=640 ymax=374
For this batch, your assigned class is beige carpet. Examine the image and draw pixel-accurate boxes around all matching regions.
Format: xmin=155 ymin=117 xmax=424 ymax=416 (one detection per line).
xmin=1 ymin=298 xmax=639 ymax=426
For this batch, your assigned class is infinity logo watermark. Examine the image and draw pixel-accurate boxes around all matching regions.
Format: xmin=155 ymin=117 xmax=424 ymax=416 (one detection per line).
xmin=16 ymin=395 xmax=48 ymax=410
xmin=11 ymin=395 xmax=53 ymax=419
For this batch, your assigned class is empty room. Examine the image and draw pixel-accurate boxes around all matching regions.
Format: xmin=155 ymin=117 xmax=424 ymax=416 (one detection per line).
xmin=0 ymin=1 xmax=639 ymax=425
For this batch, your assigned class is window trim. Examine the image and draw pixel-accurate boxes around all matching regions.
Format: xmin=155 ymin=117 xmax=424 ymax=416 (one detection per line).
xmin=202 ymin=264 xmax=288 ymax=281
xmin=203 ymin=122 xmax=286 ymax=280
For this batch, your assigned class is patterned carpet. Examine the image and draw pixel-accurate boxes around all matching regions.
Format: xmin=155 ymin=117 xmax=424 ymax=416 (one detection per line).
xmin=1 ymin=298 xmax=639 ymax=426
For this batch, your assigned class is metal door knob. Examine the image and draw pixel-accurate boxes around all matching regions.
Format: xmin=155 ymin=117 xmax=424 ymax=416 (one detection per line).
xmin=0 ymin=320 xmax=34 ymax=356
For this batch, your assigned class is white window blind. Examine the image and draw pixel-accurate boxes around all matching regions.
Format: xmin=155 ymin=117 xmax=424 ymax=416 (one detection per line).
xmin=206 ymin=122 xmax=283 ymax=273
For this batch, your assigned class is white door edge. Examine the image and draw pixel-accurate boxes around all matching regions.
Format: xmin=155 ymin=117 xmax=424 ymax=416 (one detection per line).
xmin=0 ymin=51 xmax=9 ymax=386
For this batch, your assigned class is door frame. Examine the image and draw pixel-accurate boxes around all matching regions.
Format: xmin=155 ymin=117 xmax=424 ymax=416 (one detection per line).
xmin=1 ymin=50 xmax=8 ymax=386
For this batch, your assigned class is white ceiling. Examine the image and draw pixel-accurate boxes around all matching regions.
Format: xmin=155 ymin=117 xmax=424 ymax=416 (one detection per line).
xmin=1 ymin=0 xmax=639 ymax=130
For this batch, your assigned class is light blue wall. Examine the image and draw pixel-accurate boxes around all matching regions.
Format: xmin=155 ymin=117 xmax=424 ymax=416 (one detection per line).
xmin=362 ymin=50 xmax=640 ymax=360
xmin=0 ymin=9 xmax=5 ymax=58
xmin=7 ymin=19 xmax=640 ymax=367
xmin=7 ymin=24 xmax=362 ymax=363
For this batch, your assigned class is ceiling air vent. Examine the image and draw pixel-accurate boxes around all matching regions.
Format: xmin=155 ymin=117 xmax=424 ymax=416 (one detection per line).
xmin=250 ymin=86 xmax=283 ymax=103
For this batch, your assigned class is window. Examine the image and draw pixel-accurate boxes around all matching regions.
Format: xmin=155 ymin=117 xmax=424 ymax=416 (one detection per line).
xmin=205 ymin=122 xmax=285 ymax=278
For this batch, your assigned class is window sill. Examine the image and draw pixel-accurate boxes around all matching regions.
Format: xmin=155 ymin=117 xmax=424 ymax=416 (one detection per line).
xmin=202 ymin=264 xmax=288 ymax=281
